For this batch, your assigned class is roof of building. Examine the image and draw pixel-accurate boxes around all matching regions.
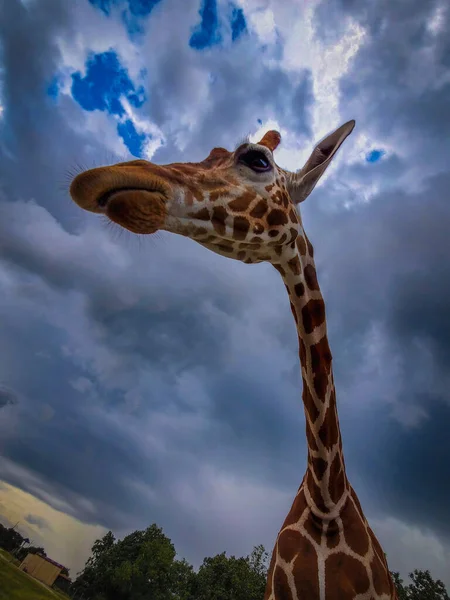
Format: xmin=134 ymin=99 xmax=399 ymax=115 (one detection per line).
xmin=29 ymin=552 xmax=68 ymax=571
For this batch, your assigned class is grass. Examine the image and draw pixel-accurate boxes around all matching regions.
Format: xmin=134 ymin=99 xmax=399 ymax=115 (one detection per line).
xmin=0 ymin=551 xmax=70 ymax=600
xmin=0 ymin=547 xmax=20 ymax=565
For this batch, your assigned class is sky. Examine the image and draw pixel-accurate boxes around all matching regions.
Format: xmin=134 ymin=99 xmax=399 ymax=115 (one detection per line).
xmin=1 ymin=0 xmax=450 ymax=586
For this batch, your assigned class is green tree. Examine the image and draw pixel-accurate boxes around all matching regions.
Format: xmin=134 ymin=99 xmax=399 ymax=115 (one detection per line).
xmin=71 ymin=524 xmax=195 ymax=600
xmin=391 ymin=571 xmax=409 ymax=600
xmin=391 ymin=569 xmax=449 ymax=600
xmin=407 ymin=569 xmax=449 ymax=600
xmin=195 ymin=545 xmax=268 ymax=600
xmin=0 ymin=523 xmax=24 ymax=553
xmin=168 ymin=557 xmax=197 ymax=600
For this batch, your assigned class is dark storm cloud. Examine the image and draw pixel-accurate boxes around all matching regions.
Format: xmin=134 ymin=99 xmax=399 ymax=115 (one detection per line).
xmin=25 ymin=514 xmax=52 ymax=530
xmin=301 ymin=166 xmax=450 ymax=535
xmin=0 ymin=187 xmax=297 ymax=539
xmin=0 ymin=386 xmax=18 ymax=409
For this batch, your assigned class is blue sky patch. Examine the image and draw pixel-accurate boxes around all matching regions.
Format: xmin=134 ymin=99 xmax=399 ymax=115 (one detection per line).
xmin=230 ymin=4 xmax=247 ymax=41
xmin=366 ymin=148 xmax=386 ymax=163
xmin=117 ymin=119 xmax=149 ymax=157
xmin=47 ymin=76 xmax=61 ymax=100
xmin=257 ymin=118 xmax=262 ymax=125
xmin=189 ymin=0 xmax=222 ymax=50
xmin=127 ymin=0 xmax=162 ymax=17
xmin=71 ymin=50 xmax=145 ymax=117
xmin=88 ymin=0 xmax=119 ymax=16
xmin=89 ymin=0 xmax=162 ymax=37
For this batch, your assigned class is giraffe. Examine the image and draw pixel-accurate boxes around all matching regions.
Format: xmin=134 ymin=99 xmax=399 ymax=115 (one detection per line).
xmin=69 ymin=119 xmax=398 ymax=600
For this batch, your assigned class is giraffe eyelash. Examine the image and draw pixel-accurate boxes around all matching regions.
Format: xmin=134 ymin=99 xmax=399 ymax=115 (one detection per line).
xmin=233 ymin=133 xmax=251 ymax=152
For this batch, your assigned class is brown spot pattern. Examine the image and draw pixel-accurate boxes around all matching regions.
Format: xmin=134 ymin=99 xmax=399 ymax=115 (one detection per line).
xmin=228 ymin=191 xmax=256 ymax=211
xmin=292 ymin=540 xmax=320 ymax=598
xmin=304 ymin=513 xmax=322 ymax=545
xmin=318 ymin=406 xmax=339 ymax=450
xmin=288 ymin=228 xmax=298 ymax=243
xmin=325 ymin=553 xmax=370 ymax=599
xmin=191 ymin=187 xmax=204 ymax=203
xmin=294 ymin=282 xmax=305 ymax=297
xmin=296 ymin=236 xmax=307 ymax=255
xmin=306 ymin=423 xmax=318 ymax=453
xmin=303 ymin=381 xmax=320 ymax=422
xmin=233 ymin=216 xmax=250 ymax=240
xmin=211 ymin=206 xmax=227 ymax=235
xmin=250 ymin=199 xmax=268 ymax=218
xmin=326 ymin=519 xmax=340 ymax=549
xmin=299 ymin=338 xmax=307 ymax=366
xmin=306 ymin=470 xmax=327 ymax=513
xmin=339 ymin=497 xmax=370 ymax=556
xmin=273 ymin=566 xmax=294 ymax=600
xmin=217 ymin=244 xmax=234 ymax=253
xmin=304 ymin=264 xmax=320 ymax=291
xmin=287 ymin=256 xmax=301 ymax=275
xmin=328 ymin=451 xmax=346 ymax=505
xmin=267 ymin=209 xmax=289 ymax=227
xmin=311 ymin=456 xmax=327 ymax=481
xmin=210 ymin=188 xmax=230 ymax=202
xmin=282 ymin=488 xmax=307 ymax=528
xmin=190 ymin=207 xmax=210 ymax=220
xmin=371 ymin=551 xmax=393 ymax=596
xmin=301 ymin=299 xmax=326 ymax=335
xmin=310 ymin=337 xmax=332 ymax=372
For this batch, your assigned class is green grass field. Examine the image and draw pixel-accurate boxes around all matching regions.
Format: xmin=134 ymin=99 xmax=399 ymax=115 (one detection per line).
xmin=0 ymin=550 xmax=69 ymax=600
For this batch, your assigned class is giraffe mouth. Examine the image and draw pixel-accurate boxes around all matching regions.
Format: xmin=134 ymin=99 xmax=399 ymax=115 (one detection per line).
xmin=97 ymin=187 xmax=160 ymax=209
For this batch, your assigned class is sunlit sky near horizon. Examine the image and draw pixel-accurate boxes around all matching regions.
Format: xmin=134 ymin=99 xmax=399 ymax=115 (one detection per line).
xmin=1 ymin=0 xmax=450 ymax=586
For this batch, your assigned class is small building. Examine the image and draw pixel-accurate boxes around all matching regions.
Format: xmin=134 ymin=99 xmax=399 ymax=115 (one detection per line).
xmin=19 ymin=552 xmax=67 ymax=587
xmin=54 ymin=572 xmax=72 ymax=594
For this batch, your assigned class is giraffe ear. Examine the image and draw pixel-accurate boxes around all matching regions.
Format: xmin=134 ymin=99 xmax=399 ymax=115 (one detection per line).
xmin=287 ymin=120 xmax=355 ymax=204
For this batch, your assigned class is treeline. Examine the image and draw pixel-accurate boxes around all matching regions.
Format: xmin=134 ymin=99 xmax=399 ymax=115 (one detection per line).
xmin=0 ymin=522 xmax=61 ymax=568
xmin=2 ymin=520 xmax=449 ymax=599
xmin=71 ymin=525 xmax=267 ymax=600
xmin=71 ymin=523 xmax=450 ymax=600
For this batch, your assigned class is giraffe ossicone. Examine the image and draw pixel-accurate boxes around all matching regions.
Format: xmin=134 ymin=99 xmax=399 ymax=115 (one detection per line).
xmin=70 ymin=120 xmax=398 ymax=600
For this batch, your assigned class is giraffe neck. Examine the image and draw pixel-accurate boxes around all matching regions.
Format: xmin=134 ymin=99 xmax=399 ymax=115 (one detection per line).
xmin=276 ymin=236 xmax=348 ymax=518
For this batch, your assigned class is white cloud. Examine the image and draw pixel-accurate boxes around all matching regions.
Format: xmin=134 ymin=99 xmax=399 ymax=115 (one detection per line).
xmin=373 ymin=515 xmax=450 ymax=589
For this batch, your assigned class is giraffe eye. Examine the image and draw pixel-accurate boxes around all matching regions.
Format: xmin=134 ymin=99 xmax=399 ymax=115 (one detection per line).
xmin=239 ymin=150 xmax=272 ymax=172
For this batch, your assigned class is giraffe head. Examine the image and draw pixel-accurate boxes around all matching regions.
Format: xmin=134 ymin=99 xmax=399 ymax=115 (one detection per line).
xmin=70 ymin=121 xmax=354 ymax=264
